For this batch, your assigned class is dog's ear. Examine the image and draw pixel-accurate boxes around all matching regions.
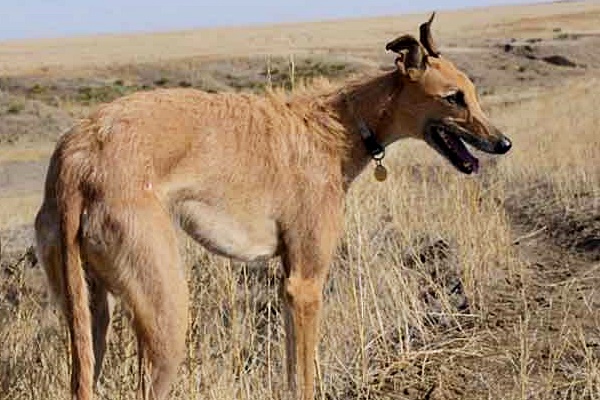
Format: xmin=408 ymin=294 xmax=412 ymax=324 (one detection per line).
xmin=386 ymin=35 xmax=426 ymax=81
xmin=420 ymin=12 xmax=440 ymax=57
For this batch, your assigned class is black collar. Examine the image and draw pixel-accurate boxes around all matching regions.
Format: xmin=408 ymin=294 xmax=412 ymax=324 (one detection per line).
xmin=342 ymin=91 xmax=385 ymax=160
xmin=357 ymin=120 xmax=385 ymax=160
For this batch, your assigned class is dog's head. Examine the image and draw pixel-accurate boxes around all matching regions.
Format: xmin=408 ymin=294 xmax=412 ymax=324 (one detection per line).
xmin=385 ymin=13 xmax=511 ymax=174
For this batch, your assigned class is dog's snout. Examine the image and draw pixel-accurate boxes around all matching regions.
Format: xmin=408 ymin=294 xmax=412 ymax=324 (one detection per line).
xmin=494 ymin=137 xmax=512 ymax=154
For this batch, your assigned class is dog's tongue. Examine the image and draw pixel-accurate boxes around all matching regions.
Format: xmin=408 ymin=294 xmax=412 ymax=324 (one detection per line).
xmin=458 ymin=146 xmax=479 ymax=173
xmin=447 ymin=132 xmax=479 ymax=174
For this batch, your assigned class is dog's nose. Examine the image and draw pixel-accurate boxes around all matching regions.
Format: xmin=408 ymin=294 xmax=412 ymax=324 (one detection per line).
xmin=494 ymin=138 xmax=512 ymax=154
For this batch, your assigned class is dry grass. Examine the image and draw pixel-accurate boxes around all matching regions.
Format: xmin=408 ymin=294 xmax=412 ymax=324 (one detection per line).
xmin=1 ymin=2 xmax=599 ymax=399
xmin=1 ymin=75 xmax=598 ymax=399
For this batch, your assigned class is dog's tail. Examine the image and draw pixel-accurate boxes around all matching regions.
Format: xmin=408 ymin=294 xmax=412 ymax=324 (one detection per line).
xmin=56 ymin=156 xmax=94 ymax=400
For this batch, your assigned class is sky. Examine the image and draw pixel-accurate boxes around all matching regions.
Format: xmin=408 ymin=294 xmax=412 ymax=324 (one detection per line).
xmin=3 ymin=0 xmax=551 ymax=41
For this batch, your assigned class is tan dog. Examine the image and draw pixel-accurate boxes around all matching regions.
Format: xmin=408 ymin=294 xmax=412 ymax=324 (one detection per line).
xmin=35 ymin=14 xmax=511 ymax=400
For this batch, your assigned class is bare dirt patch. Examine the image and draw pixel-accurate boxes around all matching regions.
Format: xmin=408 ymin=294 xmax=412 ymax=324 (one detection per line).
xmin=507 ymin=182 xmax=600 ymax=262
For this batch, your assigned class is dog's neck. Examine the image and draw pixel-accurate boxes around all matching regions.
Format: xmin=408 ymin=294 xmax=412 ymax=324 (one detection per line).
xmin=327 ymin=71 xmax=403 ymax=185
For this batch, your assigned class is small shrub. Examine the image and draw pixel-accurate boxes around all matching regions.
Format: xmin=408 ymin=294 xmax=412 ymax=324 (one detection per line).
xmin=154 ymin=77 xmax=169 ymax=86
xmin=29 ymin=84 xmax=46 ymax=95
xmin=75 ymin=84 xmax=129 ymax=105
xmin=525 ymin=38 xmax=542 ymax=44
xmin=480 ymin=87 xmax=495 ymax=96
xmin=554 ymin=32 xmax=582 ymax=41
xmin=6 ymin=101 xmax=25 ymax=114
xmin=542 ymin=55 xmax=577 ymax=67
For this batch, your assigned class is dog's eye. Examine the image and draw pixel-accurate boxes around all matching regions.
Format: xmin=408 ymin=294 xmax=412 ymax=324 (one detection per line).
xmin=444 ymin=91 xmax=466 ymax=108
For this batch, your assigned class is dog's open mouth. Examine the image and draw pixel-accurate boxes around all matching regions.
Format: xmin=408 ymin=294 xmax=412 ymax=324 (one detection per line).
xmin=426 ymin=123 xmax=479 ymax=174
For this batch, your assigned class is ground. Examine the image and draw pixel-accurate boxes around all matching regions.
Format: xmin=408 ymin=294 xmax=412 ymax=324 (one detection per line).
xmin=0 ymin=1 xmax=598 ymax=399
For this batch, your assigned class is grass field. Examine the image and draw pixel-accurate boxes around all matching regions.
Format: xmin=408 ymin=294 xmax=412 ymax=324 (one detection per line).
xmin=0 ymin=1 xmax=599 ymax=399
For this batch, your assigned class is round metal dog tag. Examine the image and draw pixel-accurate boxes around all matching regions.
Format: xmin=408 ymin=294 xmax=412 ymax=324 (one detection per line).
xmin=374 ymin=164 xmax=388 ymax=182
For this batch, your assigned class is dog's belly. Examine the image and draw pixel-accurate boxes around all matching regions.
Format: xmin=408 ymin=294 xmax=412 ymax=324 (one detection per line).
xmin=174 ymin=200 xmax=279 ymax=262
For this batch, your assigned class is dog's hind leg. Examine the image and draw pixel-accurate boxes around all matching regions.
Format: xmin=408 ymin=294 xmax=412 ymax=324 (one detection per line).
xmin=84 ymin=197 xmax=189 ymax=400
xmin=87 ymin=274 xmax=113 ymax=386
xmin=124 ymin=205 xmax=187 ymax=400
xmin=130 ymin=235 xmax=188 ymax=400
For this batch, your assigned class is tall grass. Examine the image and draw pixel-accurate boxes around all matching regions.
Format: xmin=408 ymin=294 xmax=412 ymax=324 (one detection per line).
xmin=1 ymin=77 xmax=598 ymax=400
